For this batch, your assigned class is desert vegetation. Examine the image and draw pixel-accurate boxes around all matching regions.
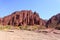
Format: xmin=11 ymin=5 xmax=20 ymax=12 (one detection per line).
xmin=0 ymin=25 xmax=46 ymax=32
xmin=0 ymin=25 xmax=11 ymax=30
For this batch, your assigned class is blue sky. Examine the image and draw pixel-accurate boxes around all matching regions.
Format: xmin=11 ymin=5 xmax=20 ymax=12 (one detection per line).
xmin=0 ymin=0 xmax=60 ymax=19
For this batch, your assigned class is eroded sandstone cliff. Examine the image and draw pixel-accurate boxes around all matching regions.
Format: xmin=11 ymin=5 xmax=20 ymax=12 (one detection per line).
xmin=0 ymin=10 xmax=46 ymax=26
xmin=46 ymin=13 xmax=60 ymax=30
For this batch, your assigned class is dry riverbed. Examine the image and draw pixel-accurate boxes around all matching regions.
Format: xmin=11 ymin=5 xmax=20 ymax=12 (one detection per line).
xmin=0 ymin=29 xmax=60 ymax=40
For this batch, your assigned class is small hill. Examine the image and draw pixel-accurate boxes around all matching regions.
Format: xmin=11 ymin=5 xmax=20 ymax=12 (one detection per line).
xmin=46 ymin=13 xmax=60 ymax=30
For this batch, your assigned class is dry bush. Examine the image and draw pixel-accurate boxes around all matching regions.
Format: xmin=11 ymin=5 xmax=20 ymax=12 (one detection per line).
xmin=19 ymin=25 xmax=28 ymax=30
xmin=0 ymin=25 xmax=11 ymax=30
xmin=19 ymin=25 xmax=46 ymax=31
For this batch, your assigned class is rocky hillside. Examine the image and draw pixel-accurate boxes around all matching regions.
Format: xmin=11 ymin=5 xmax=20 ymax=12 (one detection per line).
xmin=46 ymin=13 xmax=60 ymax=30
xmin=0 ymin=10 xmax=46 ymax=26
xmin=1 ymin=10 xmax=60 ymax=30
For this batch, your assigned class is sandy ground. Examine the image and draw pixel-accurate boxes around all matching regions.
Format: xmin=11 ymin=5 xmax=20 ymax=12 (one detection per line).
xmin=0 ymin=30 xmax=60 ymax=40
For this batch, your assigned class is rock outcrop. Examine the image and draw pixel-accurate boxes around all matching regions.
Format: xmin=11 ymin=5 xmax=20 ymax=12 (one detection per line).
xmin=0 ymin=10 xmax=46 ymax=26
xmin=46 ymin=13 xmax=60 ymax=30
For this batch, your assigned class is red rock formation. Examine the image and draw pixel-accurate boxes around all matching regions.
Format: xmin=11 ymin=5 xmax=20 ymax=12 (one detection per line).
xmin=0 ymin=10 xmax=46 ymax=26
xmin=46 ymin=13 xmax=60 ymax=30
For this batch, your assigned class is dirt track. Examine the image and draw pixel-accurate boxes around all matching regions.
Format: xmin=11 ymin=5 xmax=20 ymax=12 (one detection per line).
xmin=0 ymin=30 xmax=60 ymax=40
